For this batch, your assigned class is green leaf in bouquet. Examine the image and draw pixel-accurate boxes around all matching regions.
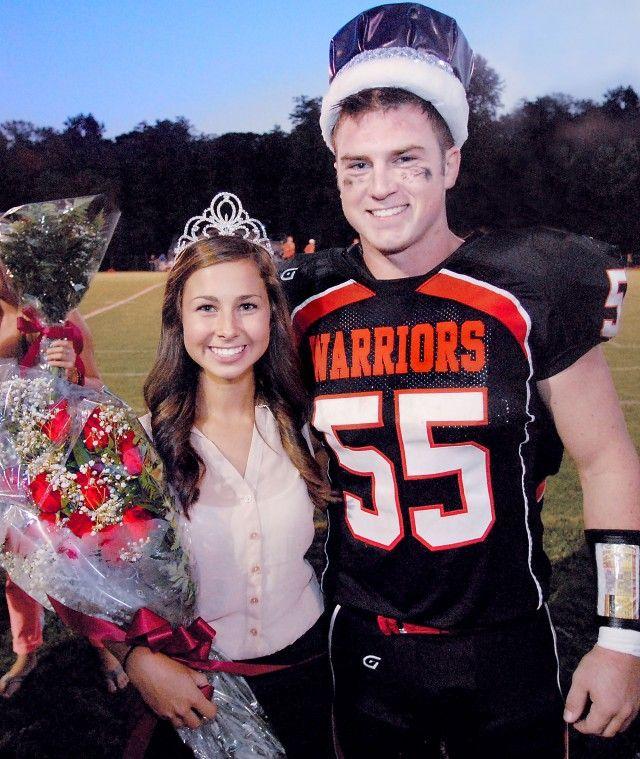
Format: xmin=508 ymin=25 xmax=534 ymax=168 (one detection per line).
xmin=1 ymin=211 xmax=102 ymax=322
xmin=72 ymin=441 xmax=94 ymax=467
xmin=138 ymin=470 xmax=163 ymax=496
xmin=169 ymin=528 xmax=183 ymax=553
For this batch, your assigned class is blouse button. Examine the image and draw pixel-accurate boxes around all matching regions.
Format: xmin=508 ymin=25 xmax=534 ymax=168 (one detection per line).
xmin=251 ymin=565 xmax=261 ymax=574
xmin=250 ymin=531 xmax=259 ymax=540
xmin=243 ymin=495 xmax=253 ymax=503
xmin=250 ymin=597 xmax=259 ymax=604
xmin=249 ymin=628 xmax=258 ymax=636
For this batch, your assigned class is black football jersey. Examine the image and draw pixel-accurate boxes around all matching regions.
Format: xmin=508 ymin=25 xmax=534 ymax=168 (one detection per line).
xmin=281 ymin=228 xmax=627 ymax=629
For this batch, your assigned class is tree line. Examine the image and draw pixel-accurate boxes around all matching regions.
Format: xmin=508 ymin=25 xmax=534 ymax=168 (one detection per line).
xmin=1 ymin=57 xmax=638 ymax=270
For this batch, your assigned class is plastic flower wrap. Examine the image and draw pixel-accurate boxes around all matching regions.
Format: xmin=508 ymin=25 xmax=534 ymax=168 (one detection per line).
xmin=0 ymin=194 xmax=120 ymax=370
xmin=0 ymin=363 xmax=285 ymax=757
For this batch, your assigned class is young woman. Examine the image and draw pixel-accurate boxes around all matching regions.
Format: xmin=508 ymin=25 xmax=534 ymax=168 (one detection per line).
xmin=0 ymin=273 xmax=129 ymax=698
xmin=122 ymin=233 xmax=333 ymax=758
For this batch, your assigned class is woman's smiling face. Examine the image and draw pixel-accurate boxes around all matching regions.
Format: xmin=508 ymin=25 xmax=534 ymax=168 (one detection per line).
xmin=181 ymin=258 xmax=271 ymax=385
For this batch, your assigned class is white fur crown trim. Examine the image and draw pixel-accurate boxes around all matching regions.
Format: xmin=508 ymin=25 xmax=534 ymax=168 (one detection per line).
xmin=320 ymin=50 xmax=469 ymax=152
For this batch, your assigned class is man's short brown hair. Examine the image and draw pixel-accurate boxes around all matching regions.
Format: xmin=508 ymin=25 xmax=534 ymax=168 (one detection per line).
xmin=333 ymin=87 xmax=455 ymax=158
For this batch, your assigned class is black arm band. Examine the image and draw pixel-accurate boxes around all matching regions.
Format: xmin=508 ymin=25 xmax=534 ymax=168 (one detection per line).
xmin=122 ymin=644 xmax=145 ymax=674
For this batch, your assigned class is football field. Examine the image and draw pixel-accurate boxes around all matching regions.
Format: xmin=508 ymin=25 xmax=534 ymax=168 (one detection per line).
xmin=79 ymin=272 xmax=167 ymax=414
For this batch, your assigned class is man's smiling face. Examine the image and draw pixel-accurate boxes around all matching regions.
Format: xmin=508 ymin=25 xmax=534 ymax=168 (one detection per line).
xmin=334 ymin=103 xmax=460 ymax=267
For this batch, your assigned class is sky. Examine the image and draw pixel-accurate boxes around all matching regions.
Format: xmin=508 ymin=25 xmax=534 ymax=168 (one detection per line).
xmin=1 ymin=0 xmax=639 ymax=139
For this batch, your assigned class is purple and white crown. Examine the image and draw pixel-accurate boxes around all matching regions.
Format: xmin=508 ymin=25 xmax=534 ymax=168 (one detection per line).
xmin=320 ymin=3 xmax=474 ymax=151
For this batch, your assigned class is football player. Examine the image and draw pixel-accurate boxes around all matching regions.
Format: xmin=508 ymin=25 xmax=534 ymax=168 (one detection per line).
xmin=280 ymin=4 xmax=640 ymax=757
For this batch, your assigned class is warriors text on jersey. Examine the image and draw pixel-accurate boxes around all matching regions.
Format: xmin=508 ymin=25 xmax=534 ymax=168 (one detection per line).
xmin=281 ymin=228 xmax=627 ymax=629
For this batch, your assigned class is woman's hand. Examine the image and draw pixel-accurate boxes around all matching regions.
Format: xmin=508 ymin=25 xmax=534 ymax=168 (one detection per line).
xmin=45 ymin=339 xmax=76 ymax=370
xmin=125 ymin=646 xmax=217 ymax=729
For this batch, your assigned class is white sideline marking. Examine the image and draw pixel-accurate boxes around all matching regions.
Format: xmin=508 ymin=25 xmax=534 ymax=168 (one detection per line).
xmin=608 ymin=342 xmax=640 ymax=350
xmin=101 ymin=372 xmax=147 ymax=377
xmin=98 ymin=349 xmax=155 ymax=354
xmin=611 ymin=365 xmax=640 ymax=371
xmin=621 ymin=400 xmax=640 ymax=406
xmin=84 ymin=283 xmax=162 ymax=319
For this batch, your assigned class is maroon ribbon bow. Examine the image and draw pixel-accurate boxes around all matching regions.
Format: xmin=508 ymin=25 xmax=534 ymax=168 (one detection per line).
xmin=126 ymin=609 xmax=218 ymax=700
xmin=17 ymin=306 xmax=85 ymax=374
xmin=48 ymin=599 xmax=291 ymax=679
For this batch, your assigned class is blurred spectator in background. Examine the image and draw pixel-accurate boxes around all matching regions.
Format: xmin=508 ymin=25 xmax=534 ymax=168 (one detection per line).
xmin=282 ymin=235 xmax=296 ymax=260
xmin=304 ymin=239 xmax=316 ymax=254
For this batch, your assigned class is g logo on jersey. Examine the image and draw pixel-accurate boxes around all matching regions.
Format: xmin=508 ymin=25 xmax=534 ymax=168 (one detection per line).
xmin=362 ymin=654 xmax=382 ymax=670
xmin=280 ymin=268 xmax=297 ymax=281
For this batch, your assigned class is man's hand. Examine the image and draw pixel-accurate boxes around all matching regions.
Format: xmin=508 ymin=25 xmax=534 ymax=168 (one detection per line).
xmin=564 ymin=645 xmax=640 ymax=736
xmin=126 ymin=646 xmax=217 ymax=730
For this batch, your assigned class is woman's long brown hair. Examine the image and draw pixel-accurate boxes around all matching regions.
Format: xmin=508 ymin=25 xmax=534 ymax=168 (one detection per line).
xmin=144 ymin=234 xmax=332 ymax=515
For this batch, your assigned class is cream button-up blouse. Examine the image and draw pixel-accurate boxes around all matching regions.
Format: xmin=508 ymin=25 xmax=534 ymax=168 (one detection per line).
xmin=142 ymin=406 xmax=323 ymax=660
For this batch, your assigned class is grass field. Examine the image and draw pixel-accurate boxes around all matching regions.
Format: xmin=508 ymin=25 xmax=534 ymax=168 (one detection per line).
xmin=79 ymin=272 xmax=166 ymax=413
xmin=1 ymin=270 xmax=639 ymax=757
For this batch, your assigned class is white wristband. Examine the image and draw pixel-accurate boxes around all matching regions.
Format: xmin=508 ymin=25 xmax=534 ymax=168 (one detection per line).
xmin=597 ymin=626 xmax=640 ymax=657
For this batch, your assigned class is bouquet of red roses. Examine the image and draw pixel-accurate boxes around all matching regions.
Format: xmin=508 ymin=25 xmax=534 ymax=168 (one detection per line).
xmin=0 ymin=364 xmax=194 ymax=625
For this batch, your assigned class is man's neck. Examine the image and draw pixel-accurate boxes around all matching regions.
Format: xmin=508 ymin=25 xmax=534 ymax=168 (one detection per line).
xmin=362 ymin=228 xmax=465 ymax=280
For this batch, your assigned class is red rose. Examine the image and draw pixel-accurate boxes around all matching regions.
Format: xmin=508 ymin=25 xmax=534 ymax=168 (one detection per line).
xmin=117 ymin=430 xmax=144 ymax=476
xmin=76 ymin=469 xmax=110 ymax=510
xmin=28 ymin=472 xmax=61 ymax=513
xmin=97 ymin=523 xmax=118 ymax=541
xmin=66 ymin=512 xmax=94 ymax=537
xmin=82 ymin=408 xmax=109 ymax=452
xmin=83 ymin=483 xmax=110 ymax=510
xmin=122 ymin=505 xmax=153 ymax=524
xmin=118 ymin=430 xmax=136 ymax=449
xmin=122 ymin=506 xmax=156 ymax=541
xmin=121 ymin=445 xmax=144 ymax=476
xmin=38 ymin=512 xmax=57 ymax=526
xmin=40 ymin=399 xmax=71 ymax=445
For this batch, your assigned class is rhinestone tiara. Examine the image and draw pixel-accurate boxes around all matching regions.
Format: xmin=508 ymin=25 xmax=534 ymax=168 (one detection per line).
xmin=174 ymin=192 xmax=273 ymax=257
